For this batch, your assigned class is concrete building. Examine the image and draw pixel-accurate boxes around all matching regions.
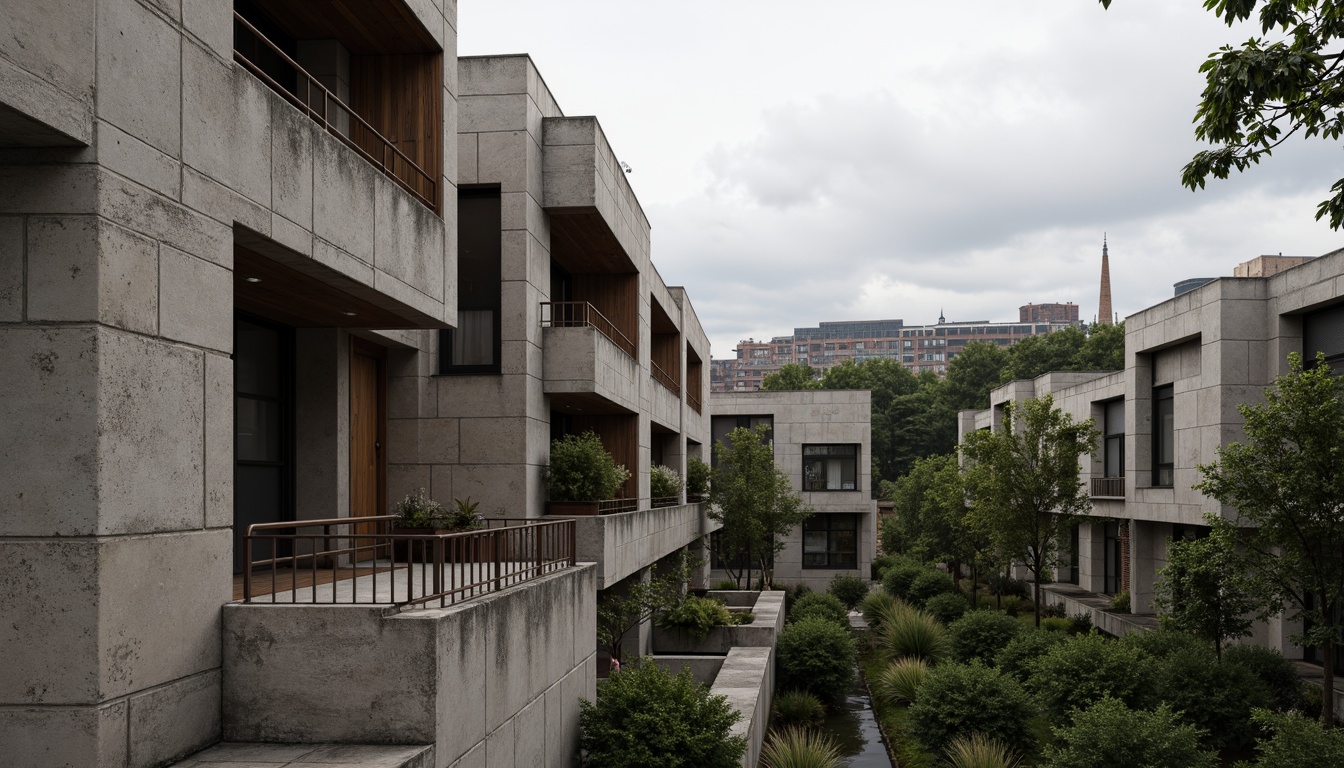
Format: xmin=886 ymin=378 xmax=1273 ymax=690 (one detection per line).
xmin=0 ymin=3 xmax=716 ymax=766
xmin=709 ymin=390 xmax=876 ymax=591
xmin=957 ymin=247 xmax=1344 ymax=662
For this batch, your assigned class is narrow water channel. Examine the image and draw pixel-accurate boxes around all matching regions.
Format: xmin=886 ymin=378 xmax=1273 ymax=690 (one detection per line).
xmin=817 ymin=674 xmax=892 ymax=767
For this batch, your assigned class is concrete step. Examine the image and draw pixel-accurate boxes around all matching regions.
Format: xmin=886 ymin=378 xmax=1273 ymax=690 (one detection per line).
xmin=170 ymin=743 xmax=433 ymax=768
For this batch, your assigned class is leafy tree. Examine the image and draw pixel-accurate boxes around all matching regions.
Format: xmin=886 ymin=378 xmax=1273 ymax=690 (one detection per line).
xmin=961 ymin=395 xmax=1098 ymax=625
xmin=888 ymin=453 xmax=961 ymax=564
xmin=1099 ymin=0 xmax=1344 ymax=229
xmin=597 ymin=551 xmax=696 ymax=663
xmin=1153 ymin=533 xmax=1261 ymax=660
xmin=1044 ymin=698 xmax=1217 ymax=768
xmin=1195 ymin=351 xmax=1344 ymax=725
xmin=1000 ymin=326 xmax=1087 ymax=382
xmin=944 ymin=341 xmax=1011 ymax=411
xmin=760 ymin=362 xmax=820 ymax=391
xmin=1076 ymin=321 xmax=1125 ymax=370
xmin=578 ymin=658 xmax=746 ymax=768
xmin=1244 ymin=709 xmax=1344 ymax=767
xmin=708 ymin=424 xmax=812 ymax=589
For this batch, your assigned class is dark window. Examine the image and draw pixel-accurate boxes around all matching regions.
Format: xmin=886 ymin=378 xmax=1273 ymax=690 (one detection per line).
xmin=1104 ymin=399 xmax=1125 ymax=478
xmin=803 ymin=445 xmax=859 ymax=491
xmin=440 ymin=188 xmax=501 ymax=373
xmin=1153 ymin=385 xmax=1174 ymax=487
xmin=710 ymin=415 xmax=773 ymax=466
xmin=803 ymin=514 xmax=859 ymax=569
xmin=1103 ymin=521 xmax=1122 ymax=594
xmin=1304 ymin=302 xmax=1344 ymax=373
xmin=1066 ymin=524 xmax=1080 ymax=585
xmin=710 ymin=530 xmax=772 ymax=571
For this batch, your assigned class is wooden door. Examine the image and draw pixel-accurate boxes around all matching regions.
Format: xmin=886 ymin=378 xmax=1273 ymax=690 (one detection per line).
xmin=350 ymin=340 xmax=385 ymax=557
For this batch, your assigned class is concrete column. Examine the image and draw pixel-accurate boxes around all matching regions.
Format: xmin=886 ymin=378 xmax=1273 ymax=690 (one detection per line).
xmin=294 ymin=328 xmax=349 ymax=521
xmin=1129 ymin=519 xmax=1171 ymax=614
xmin=1077 ymin=521 xmax=1106 ymax=594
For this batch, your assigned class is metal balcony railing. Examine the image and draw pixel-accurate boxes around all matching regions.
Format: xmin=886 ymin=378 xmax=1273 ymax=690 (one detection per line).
xmin=651 ymin=360 xmax=681 ymax=397
xmin=242 ymin=515 xmax=574 ymax=608
xmin=1091 ymin=476 xmax=1125 ymax=498
xmin=597 ymin=498 xmax=639 ymax=514
xmin=540 ymin=301 xmax=636 ymax=358
xmin=232 ymin=12 xmax=437 ymax=211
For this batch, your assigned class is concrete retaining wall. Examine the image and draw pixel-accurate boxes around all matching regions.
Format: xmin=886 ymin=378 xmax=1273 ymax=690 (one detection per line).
xmin=650 ymin=591 xmax=784 ymax=654
xmin=710 ymin=647 xmax=774 ymax=768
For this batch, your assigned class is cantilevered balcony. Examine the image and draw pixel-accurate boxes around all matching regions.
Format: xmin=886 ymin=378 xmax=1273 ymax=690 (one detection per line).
xmin=541 ymin=301 xmax=640 ymax=412
xmin=547 ymin=502 xmax=721 ymax=590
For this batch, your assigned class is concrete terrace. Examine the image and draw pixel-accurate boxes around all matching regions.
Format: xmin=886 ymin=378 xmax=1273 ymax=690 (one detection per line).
xmin=171 ymin=743 xmax=432 ymax=768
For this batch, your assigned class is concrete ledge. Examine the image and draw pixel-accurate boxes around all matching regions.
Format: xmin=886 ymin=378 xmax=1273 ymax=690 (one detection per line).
xmin=171 ymin=743 xmax=434 ymax=768
xmin=541 ymin=326 xmax=640 ymax=412
xmin=550 ymin=503 xmax=719 ymax=589
xmin=651 ymin=591 xmax=784 ymax=655
xmin=1034 ymin=583 xmax=1160 ymax=637
xmin=709 ymin=647 xmax=773 ymax=768
xmin=646 ymin=656 xmax=725 ymax=686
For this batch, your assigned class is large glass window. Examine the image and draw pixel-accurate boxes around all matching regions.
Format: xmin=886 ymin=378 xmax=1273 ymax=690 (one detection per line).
xmin=440 ymin=188 xmax=501 ymax=373
xmin=803 ymin=514 xmax=859 ymax=569
xmin=803 ymin=445 xmax=859 ymax=491
xmin=1104 ymin=399 xmax=1125 ymax=478
xmin=1153 ymin=385 xmax=1174 ymax=487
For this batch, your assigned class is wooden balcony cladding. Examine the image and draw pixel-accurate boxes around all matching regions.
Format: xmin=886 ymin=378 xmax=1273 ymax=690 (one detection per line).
xmin=569 ymin=414 xmax=638 ymax=500
xmin=687 ymin=358 xmax=703 ymax=414
xmin=573 ymin=273 xmax=638 ymax=356
xmin=650 ymin=294 xmax=681 ymax=396
xmin=351 ymin=52 xmax=442 ymax=210
xmin=1091 ymin=476 xmax=1125 ymax=498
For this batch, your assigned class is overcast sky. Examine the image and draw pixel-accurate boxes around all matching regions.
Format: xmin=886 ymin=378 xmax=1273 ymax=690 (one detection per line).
xmin=459 ymin=1 xmax=1344 ymax=357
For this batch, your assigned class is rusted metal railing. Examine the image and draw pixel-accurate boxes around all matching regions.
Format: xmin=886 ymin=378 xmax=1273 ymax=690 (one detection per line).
xmin=232 ymin=12 xmax=437 ymax=210
xmin=242 ymin=515 xmax=575 ymax=609
xmin=540 ymin=301 xmax=637 ymax=358
xmin=650 ymin=360 xmax=681 ymax=397
xmin=597 ymin=498 xmax=639 ymax=514
xmin=1091 ymin=476 xmax=1125 ymax=498
xmin=650 ymin=495 xmax=681 ymax=508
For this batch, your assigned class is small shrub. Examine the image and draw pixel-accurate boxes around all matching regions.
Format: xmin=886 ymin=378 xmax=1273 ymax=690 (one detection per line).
xmin=881 ymin=610 xmax=951 ymax=663
xmin=650 ymin=464 xmax=683 ymax=501
xmin=1043 ymin=698 xmax=1216 ymax=768
xmin=994 ymin=629 xmax=1067 ymax=682
xmin=872 ymin=657 xmax=929 ymax=707
xmin=777 ymin=616 xmax=857 ymax=702
xmin=1223 ymin=644 xmax=1306 ymax=712
xmin=1040 ymin=602 xmax=1067 ymax=619
xmin=1068 ymin=612 xmax=1093 ymax=635
xmin=1042 ymin=617 xmax=1072 ymax=633
xmin=1000 ymin=595 xmax=1023 ymax=617
xmin=883 ymin=559 xmax=927 ymax=601
xmin=771 ymin=690 xmax=826 ymax=728
xmin=829 ymin=574 xmax=869 ymax=610
xmin=791 ymin=592 xmax=849 ymax=627
xmin=578 ymin=658 xmax=746 ymax=768
xmin=686 ymin=455 xmax=711 ymax=498
xmin=908 ymin=570 xmax=957 ymax=607
xmin=988 ymin=573 xmax=1029 ymax=598
xmin=1027 ymin=632 xmax=1152 ymax=718
xmin=547 ymin=431 xmax=631 ymax=502
xmin=714 ymin=579 xmax=739 ymax=590
xmin=947 ymin=610 xmax=1023 ymax=665
xmin=1244 ymin=709 xmax=1344 ymax=767
xmin=944 ymin=733 xmax=1021 ymax=768
xmin=1119 ymin=628 xmax=1205 ymax=660
xmin=908 ymin=662 xmax=1036 ymax=756
xmin=660 ymin=596 xmax=735 ymax=640
xmin=861 ymin=591 xmax=903 ymax=631
xmin=872 ymin=554 xmax=899 ymax=581
xmin=760 ymin=725 xmax=844 ymax=768
xmin=925 ymin=592 xmax=971 ymax=625
xmin=1151 ymin=644 xmax=1269 ymax=751
xmin=1111 ymin=590 xmax=1131 ymax=613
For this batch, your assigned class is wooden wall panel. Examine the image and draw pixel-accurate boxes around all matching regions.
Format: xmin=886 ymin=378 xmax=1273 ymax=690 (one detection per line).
xmin=350 ymin=52 xmax=443 ymax=210
xmin=573 ymin=273 xmax=638 ymax=351
xmin=651 ymin=332 xmax=680 ymax=385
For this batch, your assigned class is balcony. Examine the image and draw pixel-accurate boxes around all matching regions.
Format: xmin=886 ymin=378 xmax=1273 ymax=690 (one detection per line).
xmin=651 ymin=360 xmax=681 ymax=396
xmin=541 ymin=302 xmax=640 ymax=412
xmin=541 ymin=302 xmax=635 ymax=357
xmin=548 ymin=502 xmax=722 ymax=589
xmin=1091 ymin=476 xmax=1125 ymax=499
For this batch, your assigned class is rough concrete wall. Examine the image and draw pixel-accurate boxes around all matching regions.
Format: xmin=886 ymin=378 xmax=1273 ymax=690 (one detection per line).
xmin=0 ymin=0 xmax=96 ymax=145
xmin=710 ymin=647 xmax=774 ymax=768
xmin=564 ymin=502 xmax=718 ymax=589
xmin=542 ymin=326 xmax=641 ymax=412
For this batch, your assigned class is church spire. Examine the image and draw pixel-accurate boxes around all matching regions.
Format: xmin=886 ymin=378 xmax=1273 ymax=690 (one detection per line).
xmin=1097 ymin=235 xmax=1113 ymax=326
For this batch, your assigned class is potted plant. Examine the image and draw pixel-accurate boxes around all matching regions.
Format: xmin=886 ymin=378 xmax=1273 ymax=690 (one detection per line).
xmin=545 ymin=431 xmax=631 ymax=515
xmin=391 ymin=490 xmax=484 ymax=560
xmin=650 ymin=464 xmax=683 ymax=507
xmin=686 ymin=456 xmax=710 ymax=503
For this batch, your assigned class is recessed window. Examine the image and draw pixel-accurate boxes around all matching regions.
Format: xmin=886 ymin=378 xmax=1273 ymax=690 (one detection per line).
xmin=803 ymin=444 xmax=858 ymax=491
xmin=1152 ymin=385 xmax=1174 ymax=487
xmin=1104 ymin=399 xmax=1125 ymax=478
xmin=803 ymin=514 xmax=858 ymax=569
xmin=440 ymin=188 xmax=501 ymax=374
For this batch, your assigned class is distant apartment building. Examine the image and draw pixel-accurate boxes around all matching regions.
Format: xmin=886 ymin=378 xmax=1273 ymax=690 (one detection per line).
xmin=711 ymin=309 xmax=1080 ymax=392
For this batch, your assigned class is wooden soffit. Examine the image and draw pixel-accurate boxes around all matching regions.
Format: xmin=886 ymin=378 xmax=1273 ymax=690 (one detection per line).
xmin=247 ymin=0 xmax=439 ymax=54
xmin=549 ymin=209 xmax=637 ymax=275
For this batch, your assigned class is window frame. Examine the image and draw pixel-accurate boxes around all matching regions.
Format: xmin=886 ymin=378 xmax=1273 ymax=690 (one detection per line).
xmin=1103 ymin=399 xmax=1125 ymax=479
xmin=802 ymin=444 xmax=860 ymax=492
xmin=802 ymin=513 xmax=859 ymax=570
xmin=1152 ymin=385 xmax=1174 ymax=487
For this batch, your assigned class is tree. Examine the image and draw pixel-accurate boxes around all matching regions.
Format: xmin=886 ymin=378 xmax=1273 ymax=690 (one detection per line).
xmin=1153 ymin=533 xmax=1261 ymax=660
xmin=708 ymin=424 xmax=812 ymax=588
xmin=760 ymin=362 xmax=820 ymax=390
xmin=1196 ymin=351 xmax=1344 ymax=725
xmin=596 ymin=551 xmax=696 ymax=663
xmin=961 ymin=394 xmax=1098 ymax=626
xmin=943 ymin=341 xmax=1011 ymax=411
xmin=1077 ymin=321 xmax=1125 ymax=371
xmin=1000 ymin=327 xmax=1087 ymax=382
xmin=1099 ymin=0 xmax=1344 ymax=229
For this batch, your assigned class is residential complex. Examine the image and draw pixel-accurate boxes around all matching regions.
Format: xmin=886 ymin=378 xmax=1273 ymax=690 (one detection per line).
xmin=712 ymin=310 xmax=1080 ymax=391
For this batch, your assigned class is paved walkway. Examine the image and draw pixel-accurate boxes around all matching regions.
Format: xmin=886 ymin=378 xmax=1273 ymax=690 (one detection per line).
xmin=170 ymin=743 xmax=431 ymax=768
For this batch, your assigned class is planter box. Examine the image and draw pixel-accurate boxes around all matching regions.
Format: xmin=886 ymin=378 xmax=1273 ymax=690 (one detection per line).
xmin=650 ymin=591 xmax=785 ymax=654
xmin=391 ymin=527 xmax=491 ymax=563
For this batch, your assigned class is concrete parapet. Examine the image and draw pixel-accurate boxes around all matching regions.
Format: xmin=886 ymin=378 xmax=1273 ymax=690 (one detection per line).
xmin=541 ymin=325 xmax=640 ymax=413
xmin=709 ymin=647 xmax=774 ymax=768
xmin=650 ymin=591 xmax=785 ymax=655
xmin=553 ymin=502 xmax=719 ymax=589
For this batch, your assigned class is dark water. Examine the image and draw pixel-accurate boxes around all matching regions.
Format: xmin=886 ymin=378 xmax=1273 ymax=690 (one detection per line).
xmin=818 ymin=675 xmax=892 ymax=767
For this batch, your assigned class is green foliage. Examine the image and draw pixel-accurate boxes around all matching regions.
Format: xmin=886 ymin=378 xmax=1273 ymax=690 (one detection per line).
xmin=709 ymin=424 xmax=813 ymax=588
xmin=1041 ymin=617 xmax=1071 ymax=633
xmin=1043 ymin=697 xmax=1216 ymax=768
xmin=776 ymin=616 xmax=857 ymax=702
xmin=1149 ymin=644 xmax=1269 ymax=751
xmin=547 ymin=431 xmax=631 ymax=502
xmin=650 ymin=464 xmax=683 ymax=501
xmin=908 ymin=570 xmax=958 ymax=607
xmin=1109 ymin=591 xmax=1130 ymax=613
xmin=1077 ymin=321 xmax=1125 ymax=369
xmin=1242 ymin=709 xmax=1344 ymax=768
xmin=770 ymin=690 xmax=826 ymax=729
xmin=660 ymin=596 xmax=735 ymax=640
xmin=1000 ymin=326 xmax=1087 ymax=382
xmin=760 ymin=362 xmax=821 ymax=391
xmin=872 ymin=552 xmax=899 ymax=581
xmin=994 ymin=629 xmax=1066 ymax=682
xmin=759 ymin=725 xmax=844 ymax=768
xmin=828 ymin=574 xmax=869 ymax=610
xmin=908 ymin=662 xmax=1036 ymax=756
xmin=1068 ymin=613 xmax=1092 ymax=635
xmin=882 ymin=559 xmax=927 ymax=601
xmin=944 ymin=342 xmax=1012 ymax=411
xmin=924 ymin=592 xmax=971 ymax=625
xmin=445 ymin=497 xmax=483 ymax=530
xmin=577 ymin=658 xmax=746 ymax=768
xmin=393 ymin=487 xmax=445 ymax=528
xmin=944 ymin=733 xmax=1022 ymax=768
xmin=962 ymin=395 xmax=1097 ymax=625
xmin=861 ymin=591 xmax=909 ymax=633
xmin=872 ymin=657 xmax=929 ymax=707
xmin=879 ymin=517 xmax=903 ymax=557
xmin=947 ymin=610 xmax=1024 ymax=665
xmin=1224 ymin=644 xmax=1307 ymax=712
xmin=686 ymin=456 xmax=711 ymax=497
xmin=881 ymin=609 xmax=951 ymax=664
xmin=1155 ymin=535 xmax=1259 ymax=659
xmin=888 ymin=454 xmax=969 ymax=566
xmin=1027 ymin=632 xmax=1151 ymax=718
xmin=714 ymin=579 xmax=739 ymax=591
xmin=1195 ymin=352 xmax=1344 ymax=723
xmin=790 ymin=592 xmax=850 ymax=627
xmin=1119 ymin=627 xmax=1204 ymax=660
xmin=597 ymin=552 xmax=696 ymax=662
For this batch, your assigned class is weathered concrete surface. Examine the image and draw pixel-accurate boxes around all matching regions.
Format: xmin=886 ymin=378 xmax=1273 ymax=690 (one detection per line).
xmin=170 ymin=742 xmax=434 ymax=768
xmin=650 ymin=591 xmax=784 ymax=655
xmin=1035 ymin=582 xmax=1159 ymax=638
xmin=709 ymin=647 xmax=774 ymax=768
xmin=552 ymin=502 xmax=720 ymax=589
xmin=541 ymin=325 xmax=640 ymax=412
xmin=647 ymin=656 xmax=726 ymax=686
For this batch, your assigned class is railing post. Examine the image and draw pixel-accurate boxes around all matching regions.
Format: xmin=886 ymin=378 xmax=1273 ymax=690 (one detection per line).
xmin=243 ymin=535 xmax=252 ymax=602
xmin=434 ymin=537 xmax=444 ymax=603
xmin=493 ymin=529 xmax=503 ymax=593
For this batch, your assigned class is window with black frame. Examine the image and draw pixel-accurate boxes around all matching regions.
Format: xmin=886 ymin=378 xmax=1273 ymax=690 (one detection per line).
xmin=440 ymin=188 xmax=501 ymax=374
xmin=1103 ymin=399 xmax=1124 ymax=478
xmin=802 ymin=444 xmax=859 ymax=491
xmin=803 ymin=514 xmax=858 ymax=569
xmin=1152 ymin=385 xmax=1174 ymax=486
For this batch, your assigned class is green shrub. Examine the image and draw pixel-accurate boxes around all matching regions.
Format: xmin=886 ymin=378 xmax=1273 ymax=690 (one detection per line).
xmin=1111 ymin=590 xmax=1130 ymax=613
xmin=686 ymin=455 xmax=711 ymax=498
xmin=1068 ymin=612 xmax=1093 ymax=635
xmin=883 ymin=559 xmax=926 ymax=600
xmin=547 ymin=431 xmax=631 ymax=502
xmin=650 ymin=464 xmax=683 ymax=500
xmin=944 ymin=733 xmax=1021 ymax=768
xmin=1243 ymin=709 xmax=1344 ymax=767
xmin=660 ymin=596 xmax=735 ymax=640
xmin=872 ymin=657 xmax=929 ymax=707
xmin=908 ymin=570 xmax=958 ymax=606
xmin=578 ymin=658 xmax=746 ymax=768
xmin=777 ymin=616 xmax=857 ymax=702
xmin=1043 ymin=698 xmax=1216 ymax=768
xmin=925 ymin=592 xmax=971 ymax=625
xmin=872 ymin=554 xmax=899 ymax=581
xmin=908 ymin=662 xmax=1036 ymax=756
xmin=1041 ymin=603 xmax=1067 ymax=619
xmin=791 ymin=592 xmax=849 ymax=627
xmin=760 ymin=725 xmax=844 ymax=768
xmin=1041 ymin=617 xmax=1071 ymax=633
xmin=828 ymin=574 xmax=869 ymax=610
xmin=1224 ymin=644 xmax=1307 ymax=712
xmin=1027 ymin=632 xmax=1152 ymax=718
xmin=1119 ymin=627 xmax=1206 ymax=660
xmin=947 ymin=610 xmax=1023 ymax=665
xmin=994 ymin=629 xmax=1067 ymax=682
xmin=771 ymin=690 xmax=826 ymax=728
xmin=988 ymin=574 xmax=1029 ymax=597
xmin=860 ymin=591 xmax=904 ymax=632
xmin=1150 ymin=644 xmax=1269 ymax=751
xmin=714 ymin=579 xmax=739 ymax=590
xmin=881 ymin=610 xmax=950 ymax=663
